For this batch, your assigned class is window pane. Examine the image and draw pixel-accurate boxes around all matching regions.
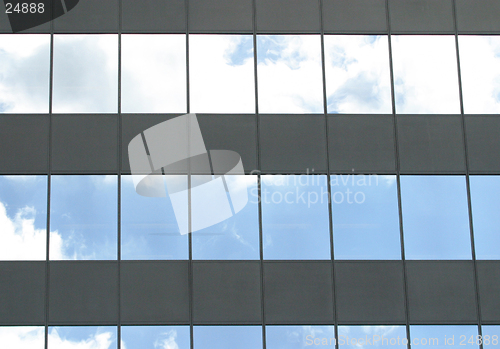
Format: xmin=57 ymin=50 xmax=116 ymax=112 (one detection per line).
xmin=121 ymin=175 xmax=188 ymax=260
xmin=0 ymin=176 xmax=47 ymax=260
xmin=469 ymin=176 xmax=500 ymax=259
xmin=53 ymin=35 xmax=118 ymax=113
xmin=262 ymin=175 xmax=330 ymax=260
xmin=482 ymin=326 xmax=500 ymax=347
xmin=48 ymin=326 xmax=117 ymax=349
xmin=266 ymin=325 xmax=335 ymax=349
xmin=459 ymin=36 xmax=500 ymax=114
xmin=400 ymin=175 xmax=471 ymax=260
xmin=121 ymin=34 xmax=186 ymax=113
xmin=193 ymin=326 xmax=262 ymax=349
xmin=410 ymin=325 xmax=478 ymax=349
xmin=331 ymin=175 xmax=401 ymax=259
xmin=121 ymin=326 xmax=190 ymax=349
xmin=50 ymin=175 xmax=117 ymax=260
xmin=193 ymin=175 xmax=259 ymax=260
xmin=392 ymin=35 xmax=460 ymax=114
xmin=338 ymin=326 xmax=407 ymax=349
xmin=257 ymin=35 xmax=323 ymax=113
xmin=189 ymin=34 xmax=255 ymax=113
xmin=0 ymin=34 xmax=50 ymax=113
xmin=0 ymin=326 xmax=44 ymax=349
xmin=324 ymin=35 xmax=392 ymax=114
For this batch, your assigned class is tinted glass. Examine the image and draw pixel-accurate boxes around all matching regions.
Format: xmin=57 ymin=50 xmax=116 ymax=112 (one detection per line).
xmin=459 ymin=36 xmax=500 ymax=114
xmin=0 ymin=34 xmax=50 ymax=113
xmin=48 ymin=326 xmax=117 ymax=349
xmin=266 ymin=325 xmax=335 ymax=349
xmin=324 ymin=35 xmax=392 ymax=114
xmin=400 ymin=176 xmax=471 ymax=260
xmin=469 ymin=176 xmax=500 ymax=259
xmin=331 ymin=175 xmax=401 ymax=260
xmin=121 ymin=175 xmax=188 ymax=260
xmin=193 ymin=326 xmax=262 ymax=349
xmin=50 ymin=175 xmax=118 ymax=260
xmin=0 ymin=326 xmax=44 ymax=349
xmin=53 ymin=35 xmax=118 ymax=113
xmin=121 ymin=34 xmax=186 ymax=113
xmin=262 ymin=175 xmax=330 ymax=260
xmin=192 ymin=175 xmax=259 ymax=260
xmin=392 ymin=35 xmax=460 ymax=114
xmin=338 ymin=326 xmax=407 ymax=349
xmin=0 ymin=176 xmax=47 ymax=260
xmin=409 ymin=325 xmax=479 ymax=349
xmin=121 ymin=326 xmax=190 ymax=349
xmin=257 ymin=35 xmax=323 ymax=113
xmin=189 ymin=35 xmax=255 ymax=113
xmin=481 ymin=326 xmax=500 ymax=347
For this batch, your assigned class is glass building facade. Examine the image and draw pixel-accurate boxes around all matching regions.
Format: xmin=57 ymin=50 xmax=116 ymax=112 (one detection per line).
xmin=0 ymin=0 xmax=499 ymax=348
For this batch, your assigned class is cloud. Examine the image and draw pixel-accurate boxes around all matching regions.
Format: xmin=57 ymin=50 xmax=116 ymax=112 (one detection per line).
xmin=0 ymin=326 xmax=44 ymax=349
xmin=48 ymin=328 xmax=115 ymax=349
xmin=154 ymin=330 xmax=180 ymax=349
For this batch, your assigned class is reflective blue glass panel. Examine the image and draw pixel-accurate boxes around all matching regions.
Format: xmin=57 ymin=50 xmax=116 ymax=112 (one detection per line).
xmin=324 ymin=35 xmax=392 ymax=114
xmin=481 ymin=326 xmax=500 ymax=348
xmin=0 ymin=176 xmax=47 ymax=260
xmin=0 ymin=326 xmax=44 ymax=349
xmin=266 ymin=325 xmax=335 ymax=349
xmin=331 ymin=175 xmax=401 ymax=259
xmin=121 ymin=326 xmax=190 ymax=349
xmin=193 ymin=326 xmax=262 ymax=349
xmin=338 ymin=326 xmax=407 ymax=349
xmin=409 ymin=325 xmax=479 ymax=349
xmin=400 ymin=176 xmax=471 ymax=260
xmin=48 ymin=326 xmax=117 ymax=349
xmin=262 ymin=175 xmax=330 ymax=260
xmin=50 ymin=175 xmax=118 ymax=260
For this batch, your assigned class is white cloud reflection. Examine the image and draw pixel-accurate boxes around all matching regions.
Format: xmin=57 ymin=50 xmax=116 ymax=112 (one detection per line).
xmin=48 ymin=327 xmax=116 ymax=349
xmin=0 ymin=327 xmax=44 ymax=349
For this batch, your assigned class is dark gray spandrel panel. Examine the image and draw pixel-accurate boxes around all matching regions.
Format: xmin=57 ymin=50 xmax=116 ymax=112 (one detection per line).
xmin=335 ymin=261 xmax=406 ymax=323
xmin=51 ymin=115 xmax=118 ymax=173
xmin=122 ymin=0 xmax=186 ymax=33
xmin=406 ymin=261 xmax=477 ymax=323
xmin=328 ymin=115 xmax=396 ymax=173
xmin=456 ymin=0 xmax=500 ymax=33
xmin=121 ymin=261 xmax=190 ymax=324
xmin=465 ymin=116 xmax=500 ymax=173
xmin=322 ymin=0 xmax=387 ymax=33
xmin=0 ymin=262 xmax=45 ymax=324
xmin=263 ymin=262 xmax=334 ymax=324
xmin=53 ymin=0 xmax=119 ymax=33
xmin=477 ymin=261 xmax=500 ymax=323
xmin=255 ymin=0 xmax=321 ymax=33
xmin=189 ymin=0 xmax=253 ymax=33
xmin=260 ymin=115 xmax=327 ymax=173
xmin=192 ymin=261 xmax=261 ymax=323
xmin=0 ymin=2 xmax=51 ymax=33
xmin=397 ymin=115 xmax=466 ymax=173
xmin=48 ymin=261 xmax=118 ymax=324
xmin=388 ymin=0 xmax=454 ymax=33
xmin=0 ymin=115 xmax=49 ymax=173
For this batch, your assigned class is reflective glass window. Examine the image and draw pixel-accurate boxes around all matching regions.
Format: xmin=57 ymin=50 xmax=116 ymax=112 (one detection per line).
xmin=0 ymin=326 xmax=44 ymax=349
xmin=338 ymin=326 xmax=407 ymax=349
xmin=121 ymin=175 xmax=188 ymax=260
xmin=193 ymin=326 xmax=262 ymax=349
xmin=469 ymin=176 xmax=500 ymax=259
xmin=459 ymin=36 xmax=500 ymax=114
xmin=262 ymin=175 xmax=330 ymax=260
xmin=0 ymin=176 xmax=47 ymax=260
xmin=121 ymin=34 xmax=186 ymax=113
xmin=266 ymin=325 xmax=335 ymax=349
xmin=121 ymin=326 xmax=190 ymax=349
xmin=324 ymin=35 xmax=392 ymax=114
xmin=48 ymin=326 xmax=117 ymax=349
xmin=0 ymin=34 xmax=50 ymax=113
xmin=189 ymin=34 xmax=255 ymax=113
xmin=50 ymin=175 xmax=117 ymax=260
xmin=192 ymin=175 xmax=259 ymax=260
xmin=257 ymin=35 xmax=323 ymax=113
xmin=53 ymin=35 xmax=118 ymax=113
xmin=392 ymin=35 xmax=460 ymax=114
xmin=481 ymin=326 xmax=500 ymax=347
xmin=400 ymin=175 xmax=471 ymax=260
xmin=331 ymin=175 xmax=401 ymax=260
xmin=409 ymin=325 xmax=479 ymax=349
